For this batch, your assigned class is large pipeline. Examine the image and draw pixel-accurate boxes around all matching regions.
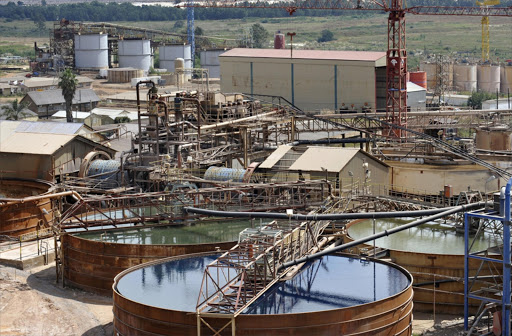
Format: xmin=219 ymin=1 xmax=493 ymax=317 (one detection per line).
xmin=278 ymin=202 xmax=485 ymax=270
xmin=184 ymin=205 xmax=463 ymax=221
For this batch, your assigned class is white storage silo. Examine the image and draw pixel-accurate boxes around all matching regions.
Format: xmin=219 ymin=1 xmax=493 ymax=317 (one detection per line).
xmin=453 ymin=63 xmax=477 ymax=92
xmin=118 ymin=39 xmax=152 ymax=72
xmin=501 ymin=64 xmax=512 ymax=93
xmin=74 ymin=34 xmax=109 ymax=69
xmin=159 ymin=45 xmax=192 ymax=73
xmin=200 ymin=49 xmax=227 ymax=79
xmin=477 ymin=64 xmax=501 ymax=93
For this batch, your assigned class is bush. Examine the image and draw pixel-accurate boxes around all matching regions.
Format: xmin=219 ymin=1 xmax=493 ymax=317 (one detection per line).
xmin=467 ymin=91 xmax=495 ymax=109
xmin=317 ymin=29 xmax=335 ymax=43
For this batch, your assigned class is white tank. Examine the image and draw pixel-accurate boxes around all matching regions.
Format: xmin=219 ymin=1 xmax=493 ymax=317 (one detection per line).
xmin=477 ymin=64 xmax=501 ymax=93
xmin=159 ymin=45 xmax=192 ymax=73
xmin=453 ymin=63 xmax=477 ymax=92
xmin=200 ymin=49 xmax=227 ymax=79
xmin=118 ymin=39 xmax=152 ymax=72
xmin=501 ymin=65 xmax=512 ymax=93
xmin=74 ymin=34 xmax=108 ymax=69
xmin=175 ymin=58 xmax=185 ymax=85
xmin=420 ymin=62 xmax=437 ymax=90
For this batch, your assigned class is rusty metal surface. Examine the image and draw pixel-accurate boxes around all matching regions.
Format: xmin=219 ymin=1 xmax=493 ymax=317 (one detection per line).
xmin=62 ymin=233 xmax=237 ymax=295
xmin=0 ymin=178 xmax=55 ymax=237
xmin=112 ymin=252 xmax=413 ymax=336
xmin=346 ymin=219 xmax=498 ymax=314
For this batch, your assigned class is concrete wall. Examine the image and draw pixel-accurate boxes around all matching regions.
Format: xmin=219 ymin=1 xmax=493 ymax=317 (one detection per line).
xmin=221 ymin=56 xmax=383 ymax=112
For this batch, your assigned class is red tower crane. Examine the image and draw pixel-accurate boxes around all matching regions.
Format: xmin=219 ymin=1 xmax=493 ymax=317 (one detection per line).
xmin=185 ymin=0 xmax=511 ymax=138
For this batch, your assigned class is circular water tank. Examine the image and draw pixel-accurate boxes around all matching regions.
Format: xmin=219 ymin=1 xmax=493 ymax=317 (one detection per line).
xmin=454 ymin=63 xmax=477 ymax=92
xmin=113 ymin=252 xmax=413 ymax=335
xmin=159 ymin=45 xmax=192 ymax=73
xmin=200 ymin=49 xmax=227 ymax=79
xmin=420 ymin=62 xmax=437 ymax=89
xmin=501 ymin=65 xmax=512 ymax=93
xmin=409 ymin=71 xmax=427 ymax=89
xmin=274 ymin=33 xmax=285 ymax=49
xmin=477 ymin=64 xmax=501 ymax=92
xmin=118 ymin=39 xmax=152 ymax=72
xmin=74 ymin=34 xmax=108 ymax=69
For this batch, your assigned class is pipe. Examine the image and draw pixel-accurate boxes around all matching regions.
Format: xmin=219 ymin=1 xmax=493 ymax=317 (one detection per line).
xmin=0 ymin=190 xmax=83 ymax=204
xmin=277 ymin=202 xmax=485 ymax=270
xmin=289 ymin=138 xmax=371 ymax=146
xmin=184 ymin=205 xmax=462 ymax=221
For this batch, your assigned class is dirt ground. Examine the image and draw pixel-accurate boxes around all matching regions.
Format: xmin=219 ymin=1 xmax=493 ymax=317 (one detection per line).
xmin=0 ymin=264 xmax=113 ymax=336
xmin=0 ymin=262 xmax=471 ymax=336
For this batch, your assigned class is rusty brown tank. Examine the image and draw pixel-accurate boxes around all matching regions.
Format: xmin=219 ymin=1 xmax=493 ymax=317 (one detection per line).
xmin=0 ymin=178 xmax=55 ymax=237
xmin=112 ymin=252 xmax=414 ymax=336
xmin=62 ymin=230 xmax=239 ymax=295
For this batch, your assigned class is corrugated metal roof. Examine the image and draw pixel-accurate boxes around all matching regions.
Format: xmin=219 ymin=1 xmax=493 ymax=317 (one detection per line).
xmin=52 ymin=111 xmax=91 ymax=119
xmin=26 ymin=89 xmax=100 ymax=106
xmin=0 ymin=133 xmax=76 ymax=155
xmin=14 ymin=120 xmax=84 ymax=134
xmin=22 ymin=76 xmax=93 ymax=88
xmin=407 ymin=82 xmax=426 ymax=93
xmin=289 ymin=147 xmax=360 ymax=172
xmin=220 ymin=48 xmax=386 ymax=62
xmin=259 ymin=145 xmax=293 ymax=169
xmin=90 ymin=108 xmax=128 ymax=116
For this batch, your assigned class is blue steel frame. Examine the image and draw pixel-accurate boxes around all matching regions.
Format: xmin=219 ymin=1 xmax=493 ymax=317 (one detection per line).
xmin=464 ymin=178 xmax=511 ymax=336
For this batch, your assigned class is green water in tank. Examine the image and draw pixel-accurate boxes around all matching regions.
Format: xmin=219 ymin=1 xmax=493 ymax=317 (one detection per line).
xmin=347 ymin=218 xmax=501 ymax=255
xmin=76 ymin=219 xmax=267 ymax=245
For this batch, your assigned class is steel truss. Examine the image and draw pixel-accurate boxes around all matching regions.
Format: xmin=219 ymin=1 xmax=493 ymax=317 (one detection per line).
xmin=464 ymin=180 xmax=511 ymax=336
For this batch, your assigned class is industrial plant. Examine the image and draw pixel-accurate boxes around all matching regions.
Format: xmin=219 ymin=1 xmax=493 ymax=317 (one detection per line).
xmin=1 ymin=1 xmax=512 ymax=336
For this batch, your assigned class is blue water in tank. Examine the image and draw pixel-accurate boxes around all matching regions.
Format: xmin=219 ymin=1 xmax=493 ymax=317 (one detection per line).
xmin=115 ymin=254 xmax=410 ymax=314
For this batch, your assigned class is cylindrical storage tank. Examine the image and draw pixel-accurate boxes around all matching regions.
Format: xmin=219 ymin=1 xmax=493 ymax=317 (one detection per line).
xmin=74 ymin=34 xmax=109 ymax=69
xmin=476 ymin=126 xmax=512 ymax=151
xmin=446 ymin=62 xmax=454 ymax=89
xmin=274 ymin=33 xmax=285 ymax=49
xmin=346 ymin=217 xmax=501 ymax=314
xmin=174 ymin=58 xmax=185 ymax=85
xmin=420 ymin=62 xmax=437 ymax=90
xmin=0 ymin=178 xmax=55 ymax=237
xmin=204 ymin=166 xmax=246 ymax=182
xmin=200 ymin=49 xmax=226 ymax=79
xmin=409 ymin=71 xmax=427 ymax=90
xmin=453 ymin=63 xmax=477 ymax=92
xmin=113 ymin=252 xmax=413 ymax=335
xmin=477 ymin=64 xmax=501 ymax=92
xmin=501 ymin=64 xmax=512 ymax=93
xmin=118 ymin=39 xmax=152 ymax=72
xmin=62 ymin=220 xmax=255 ymax=295
xmin=107 ymin=67 xmax=144 ymax=83
xmin=159 ymin=45 xmax=192 ymax=73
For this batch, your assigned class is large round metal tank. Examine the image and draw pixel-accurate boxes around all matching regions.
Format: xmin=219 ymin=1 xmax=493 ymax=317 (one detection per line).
xmin=477 ymin=64 xmax=501 ymax=92
xmin=501 ymin=64 xmax=512 ymax=93
xmin=0 ymin=178 xmax=55 ymax=237
xmin=159 ymin=45 xmax=192 ymax=73
xmin=409 ymin=71 xmax=427 ymax=89
xmin=107 ymin=67 xmax=144 ymax=83
xmin=113 ymin=252 xmax=413 ymax=335
xmin=274 ymin=33 xmax=285 ymax=49
xmin=454 ymin=63 xmax=477 ymax=92
xmin=118 ymin=39 xmax=152 ymax=72
xmin=476 ymin=126 xmax=512 ymax=151
xmin=200 ymin=49 xmax=226 ymax=79
xmin=420 ymin=62 xmax=437 ymax=90
xmin=347 ymin=218 xmax=500 ymax=314
xmin=74 ymin=34 xmax=109 ymax=69
xmin=62 ymin=219 xmax=256 ymax=295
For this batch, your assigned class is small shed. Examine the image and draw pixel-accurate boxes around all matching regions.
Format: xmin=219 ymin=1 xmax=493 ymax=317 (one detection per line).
xmin=288 ymin=147 xmax=389 ymax=190
xmin=0 ymin=132 xmax=115 ymax=181
xmin=407 ymin=82 xmax=427 ymax=111
xmin=21 ymin=89 xmax=100 ymax=118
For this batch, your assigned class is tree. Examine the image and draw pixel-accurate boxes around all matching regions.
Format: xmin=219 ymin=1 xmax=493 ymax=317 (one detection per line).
xmin=32 ymin=13 xmax=46 ymax=33
xmin=467 ymin=91 xmax=495 ymax=110
xmin=1 ymin=99 xmax=31 ymax=120
xmin=195 ymin=26 xmax=204 ymax=36
xmin=58 ymin=68 xmax=78 ymax=123
xmin=173 ymin=20 xmax=184 ymax=29
xmin=251 ymin=23 xmax=268 ymax=48
xmin=317 ymin=29 xmax=335 ymax=43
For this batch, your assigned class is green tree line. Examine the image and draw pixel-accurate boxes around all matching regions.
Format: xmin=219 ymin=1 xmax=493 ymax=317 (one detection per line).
xmin=2 ymin=0 xmax=510 ymax=23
